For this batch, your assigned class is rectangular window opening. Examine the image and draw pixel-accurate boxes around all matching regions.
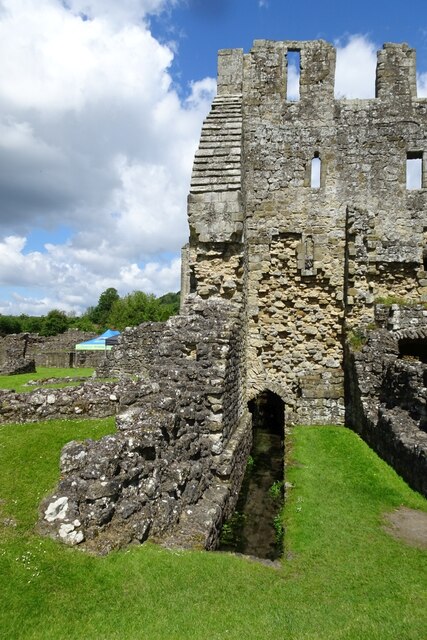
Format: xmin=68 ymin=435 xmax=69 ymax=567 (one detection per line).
xmin=406 ymin=151 xmax=423 ymax=190
xmin=286 ymin=50 xmax=300 ymax=102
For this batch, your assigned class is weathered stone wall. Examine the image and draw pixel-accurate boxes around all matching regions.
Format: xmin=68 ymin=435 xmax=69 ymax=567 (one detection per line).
xmin=39 ymin=300 xmax=251 ymax=553
xmin=345 ymin=326 xmax=427 ymax=497
xmin=375 ymin=303 xmax=427 ymax=332
xmin=0 ymin=381 xmax=121 ymax=424
xmin=0 ymin=330 xmax=99 ymax=370
xmin=0 ymin=333 xmax=35 ymax=375
xmin=96 ymin=322 xmax=165 ymax=377
xmin=185 ymin=39 xmax=427 ymax=425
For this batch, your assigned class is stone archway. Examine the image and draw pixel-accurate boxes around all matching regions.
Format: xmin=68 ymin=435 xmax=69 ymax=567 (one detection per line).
xmin=248 ymin=389 xmax=285 ymax=439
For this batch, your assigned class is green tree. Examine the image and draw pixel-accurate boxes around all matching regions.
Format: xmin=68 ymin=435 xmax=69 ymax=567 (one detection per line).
xmin=157 ymin=291 xmax=180 ymax=318
xmin=68 ymin=314 xmax=97 ymax=332
xmin=108 ymin=291 xmax=162 ymax=330
xmin=39 ymin=309 xmax=69 ymax=336
xmin=88 ymin=288 xmax=120 ymax=327
xmin=0 ymin=315 xmax=22 ymax=336
xmin=19 ymin=314 xmax=43 ymax=333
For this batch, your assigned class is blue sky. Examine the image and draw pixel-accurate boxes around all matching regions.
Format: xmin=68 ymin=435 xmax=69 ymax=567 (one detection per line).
xmin=0 ymin=0 xmax=426 ymax=316
xmin=153 ymin=0 xmax=427 ymax=85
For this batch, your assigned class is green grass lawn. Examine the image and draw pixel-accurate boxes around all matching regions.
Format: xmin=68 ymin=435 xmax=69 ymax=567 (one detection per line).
xmin=0 ymin=420 xmax=426 ymax=640
xmin=0 ymin=367 xmax=95 ymax=393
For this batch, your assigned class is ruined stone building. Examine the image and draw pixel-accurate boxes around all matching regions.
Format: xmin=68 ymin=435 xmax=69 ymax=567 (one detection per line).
xmin=182 ymin=39 xmax=427 ymax=425
xmin=40 ymin=40 xmax=427 ymax=552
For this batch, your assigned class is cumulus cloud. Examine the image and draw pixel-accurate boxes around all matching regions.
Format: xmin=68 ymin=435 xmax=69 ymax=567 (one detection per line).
xmin=335 ymin=35 xmax=427 ymax=98
xmin=0 ymin=12 xmax=425 ymax=317
xmin=0 ymin=234 xmax=182 ymax=315
xmin=335 ymin=35 xmax=377 ymax=98
xmin=65 ymin=0 xmax=170 ymax=24
xmin=0 ymin=0 xmax=215 ymax=314
xmin=286 ymin=54 xmax=301 ymax=101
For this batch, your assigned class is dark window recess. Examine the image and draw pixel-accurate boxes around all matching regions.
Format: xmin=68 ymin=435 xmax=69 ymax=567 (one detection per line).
xmin=189 ymin=267 xmax=197 ymax=294
xmin=286 ymin=50 xmax=301 ymax=101
xmin=423 ymin=248 xmax=427 ymax=271
xmin=406 ymin=152 xmax=422 ymax=190
xmin=398 ymin=338 xmax=427 ymax=364
xmin=304 ymin=235 xmax=314 ymax=270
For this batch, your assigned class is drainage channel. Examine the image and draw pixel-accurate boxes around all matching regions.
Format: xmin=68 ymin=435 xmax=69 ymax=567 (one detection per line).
xmin=219 ymin=391 xmax=284 ymax=560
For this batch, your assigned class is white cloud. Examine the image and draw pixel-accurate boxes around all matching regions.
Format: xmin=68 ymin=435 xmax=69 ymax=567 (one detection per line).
xmin=335 ymin=36 xmax=427 ymax=99
xmin=287 ymin=59 xmax=300 ymax=101
xmin=66 ymin=0 xmax=170 ymax=25
xmin=335 ymin=35 xmax=377 ymax=98
xmin=0 ymin=13 xmax=425 ymax=317
xmin=0 ymin=236 xmax=53 ymax=287
xmin=0 ymin=234 xmax=182 ymax=315
xmin=418 ymin=72 xmax=427 ymax=97
xmin=0 ymin=0 xmax=215 ymax=314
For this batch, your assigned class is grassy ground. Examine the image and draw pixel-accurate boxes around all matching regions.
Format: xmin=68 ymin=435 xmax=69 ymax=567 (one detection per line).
xmin=0 ymin=367 xmax=95 ymax=393
xmin=0 ymin=420 xmax=426 ymax=640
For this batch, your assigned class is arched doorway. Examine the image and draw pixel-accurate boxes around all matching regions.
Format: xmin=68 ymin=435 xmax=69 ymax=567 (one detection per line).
xmin=219 ymin=390 xmax=285 ymax=559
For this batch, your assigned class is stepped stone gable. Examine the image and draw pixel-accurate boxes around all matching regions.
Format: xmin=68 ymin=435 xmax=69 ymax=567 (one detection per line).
xmin=182 ymin=39 xmax=427 ymax=425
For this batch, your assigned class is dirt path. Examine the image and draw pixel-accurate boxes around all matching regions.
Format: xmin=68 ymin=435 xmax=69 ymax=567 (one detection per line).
xmin=383 ymin=507 xmax=427 ymax=549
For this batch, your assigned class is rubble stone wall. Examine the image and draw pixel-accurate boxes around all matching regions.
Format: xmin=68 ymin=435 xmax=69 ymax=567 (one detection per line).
xmin=39 ymin=301 xmax=251 ymax=553
xmin=0 ymin=381 xmax=121 ymax=424
xmin=0 ymin=330 xmax=99 ymax=370
xmin=345 ymin=326 xmax=427 ymax=497
xmin=185 ymin=39 xmax=427 ymax=425
xmin=38 ymin=39 xmax=427 ymax=553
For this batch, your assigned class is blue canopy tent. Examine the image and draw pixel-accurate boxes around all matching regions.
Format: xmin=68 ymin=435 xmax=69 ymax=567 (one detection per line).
xmin=75 ymin=329 xmax=120 ymax=351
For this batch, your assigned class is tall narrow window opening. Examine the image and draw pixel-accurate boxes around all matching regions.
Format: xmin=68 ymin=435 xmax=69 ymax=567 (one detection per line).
xmin=286 ymin=50 xmax=300 ymax=101
xmin=311 ymin=154 xmax=321 ymax=188
xmin=406 ymin=152 xmax=423 ymax=190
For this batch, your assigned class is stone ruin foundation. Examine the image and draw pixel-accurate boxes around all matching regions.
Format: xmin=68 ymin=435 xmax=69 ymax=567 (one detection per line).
xmin=0 ymin=329 xmax=101 ymax=372
xmin=39 ymin=39 xmax=427 ymax=552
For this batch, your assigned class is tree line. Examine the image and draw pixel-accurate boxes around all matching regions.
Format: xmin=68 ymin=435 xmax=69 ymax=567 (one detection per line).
xmin=0 ymin=288 xmax=180 ymax=337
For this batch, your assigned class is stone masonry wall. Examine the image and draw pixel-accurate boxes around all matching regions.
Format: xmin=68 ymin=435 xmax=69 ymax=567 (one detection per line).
xmin=96 ymin=322 xmax=165 ymax=377
xmin=38 ymin=39 xmax=427 ymax=553
xmin=0 ymin=381 xmax=121 ymax=424
xmin=39 ymin=300 xmax=251 ymax=553
xmin=185 ymin=39 xmax=427 ymax=425
xmin=345 ymin=325 xmax=427 ymax=497
xmin=0 ymin=330 xmax=98 ymax=370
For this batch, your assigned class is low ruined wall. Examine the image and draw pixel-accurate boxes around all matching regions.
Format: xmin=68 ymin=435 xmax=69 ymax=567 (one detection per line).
xmin=35 ymin=350 xmax=106 ymax=368
xmin=0 ymin=330 xmax=99 ymax=370
xmin=0 ymin=380 xmax=122 ymax=424
xmin=39 ymin=300 xmax=251 ymax=554
xmin=96 ymin=322 xmax=165 ymax=377
xmin=345 ymin=327 xmax=427 ymax=497
xmin=374 ymin=304 xmax=427 ymax=332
